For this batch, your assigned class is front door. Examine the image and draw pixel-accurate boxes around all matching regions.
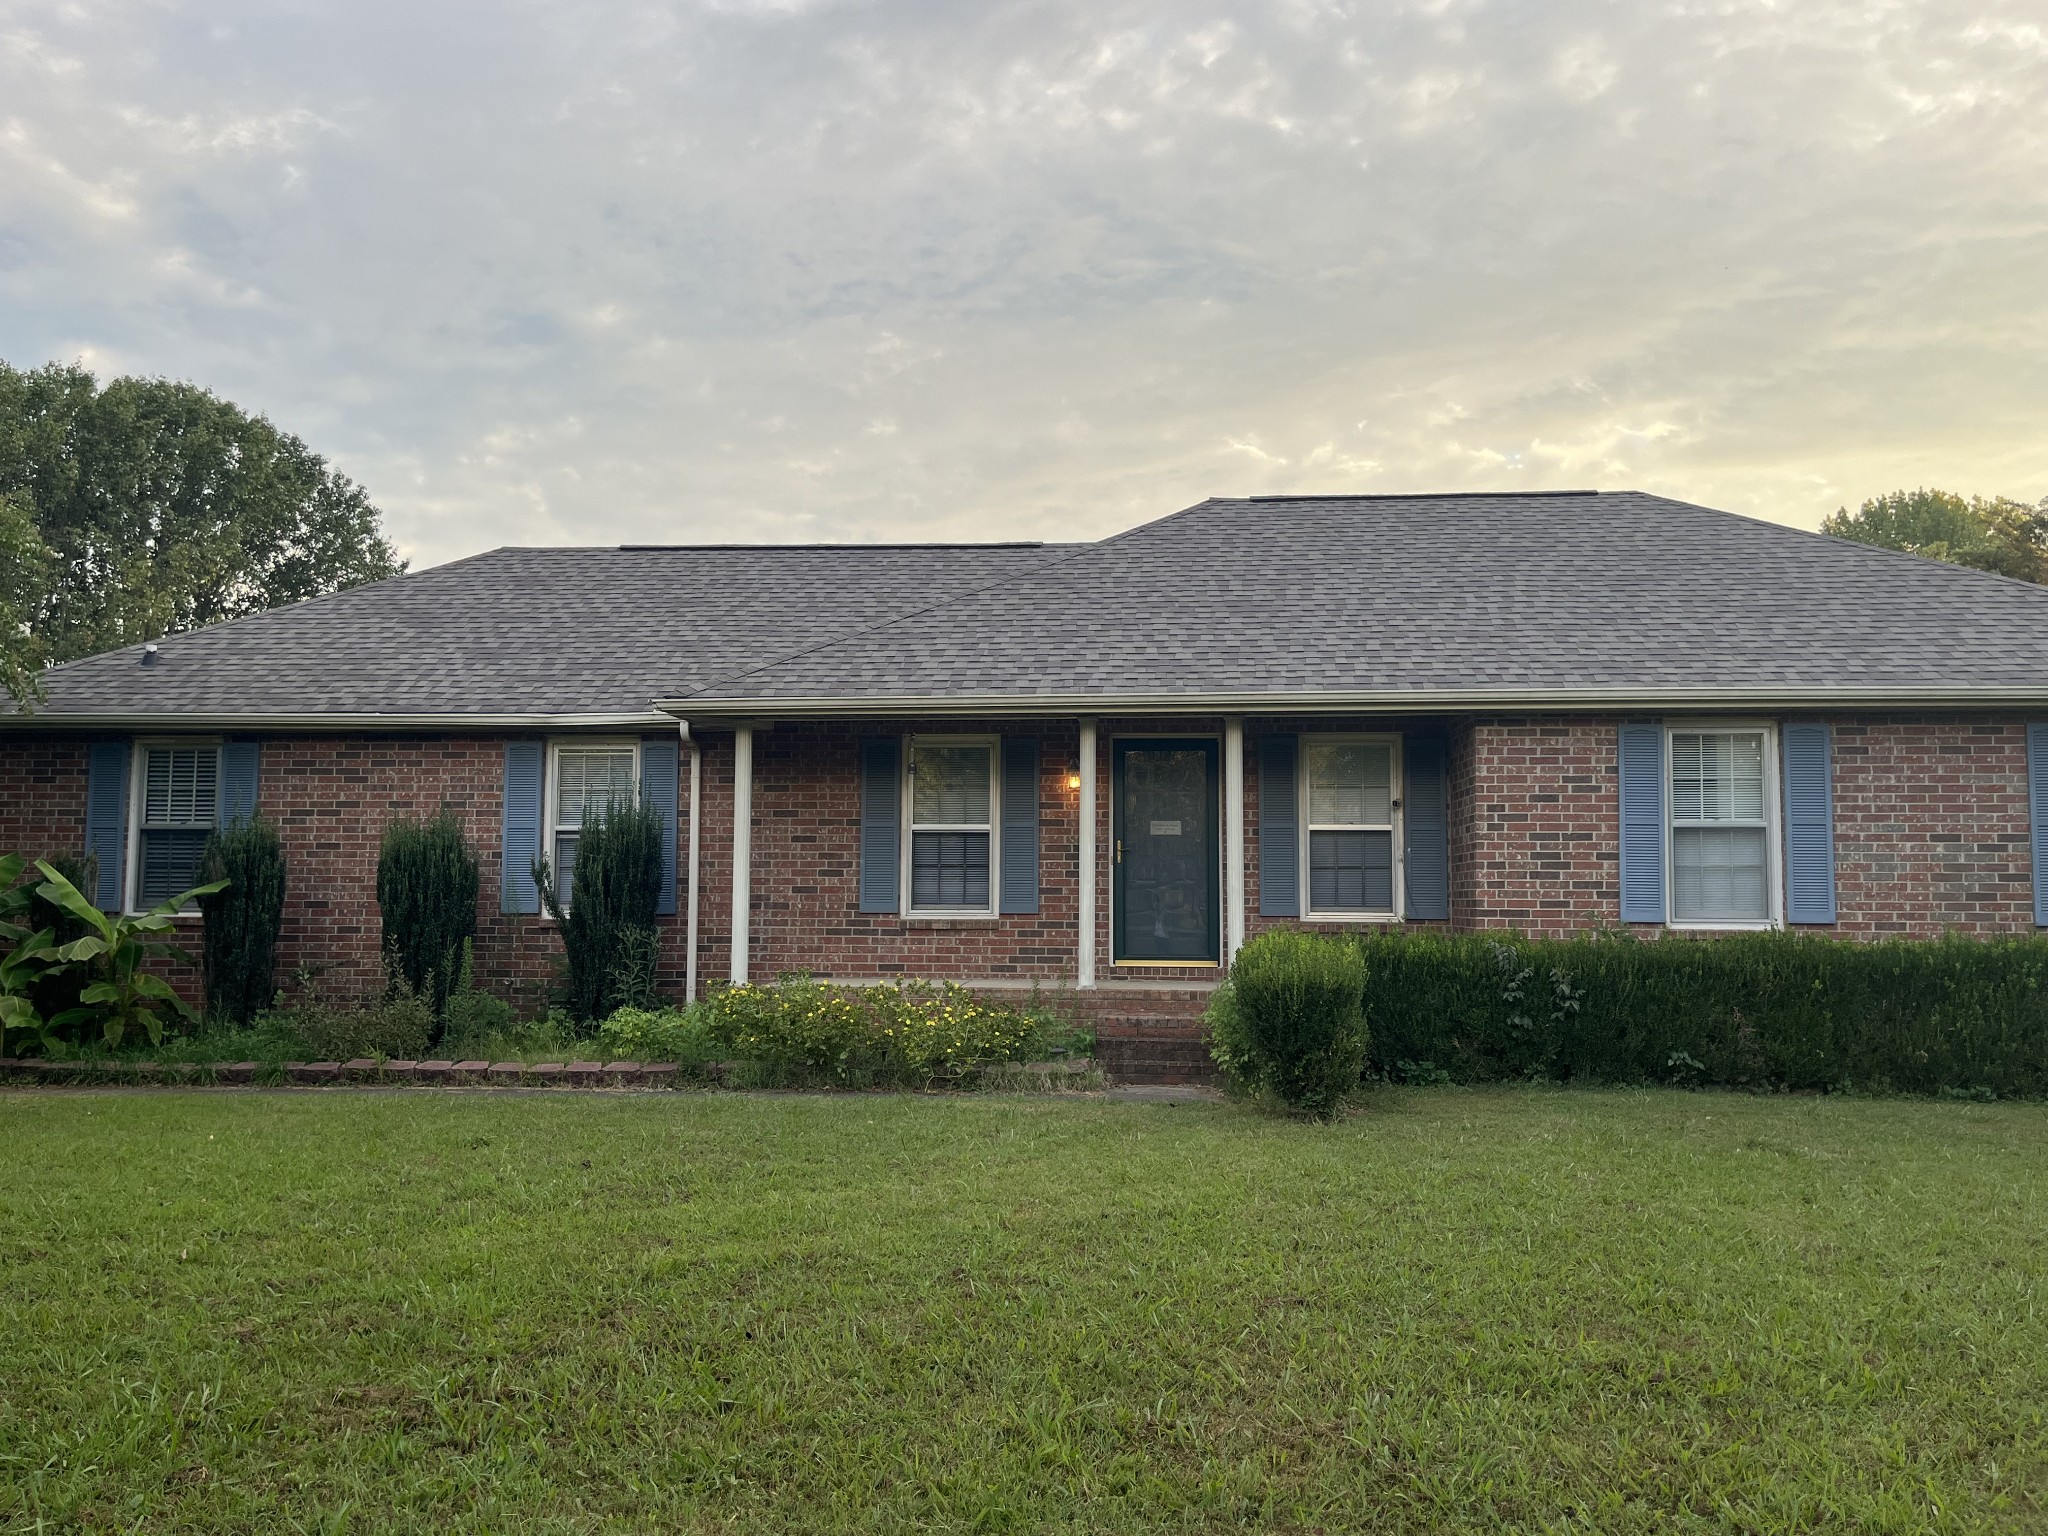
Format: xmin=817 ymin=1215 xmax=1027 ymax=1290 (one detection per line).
xmin=1113 ymin=739 xmax=1221 ymax=963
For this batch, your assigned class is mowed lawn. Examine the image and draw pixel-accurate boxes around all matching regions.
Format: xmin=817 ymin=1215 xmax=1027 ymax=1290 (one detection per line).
xmin=4 ymin=1089 xmax=2046 ymax=1534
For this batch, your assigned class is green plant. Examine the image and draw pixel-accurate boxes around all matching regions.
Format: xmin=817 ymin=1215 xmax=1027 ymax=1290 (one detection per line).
xmin=30 ymin=859 xmax=224 ymax=1048
xmin=198 ymin=818 xmax=287 ymax=1025
xmin=441 ymin=939 xmax=515 ymax=1042
xmin=1207 ymin=930 xmax=1369 ymax=1119
xmin=595 ymin=1005 xmax=724 ymax=1066
xmin=376 ymin=809 xmax=479 ymax=1017
xmin=0 ymin=853 xmax=60 ymax=1053
xmin=266 ymin=976 xmax=433 ymax=1061
xmin=534 ymin=796 xmax=665 ymax=1024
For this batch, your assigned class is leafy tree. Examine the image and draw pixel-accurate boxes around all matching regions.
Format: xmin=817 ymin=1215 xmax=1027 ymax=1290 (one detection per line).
xmin=1822 ymin=488 xmax=2048 ymax=584
xmin=0 ymin=490 xmax=49 ymax=708
xmin=0 ymin=359 xmax=404 ymax=667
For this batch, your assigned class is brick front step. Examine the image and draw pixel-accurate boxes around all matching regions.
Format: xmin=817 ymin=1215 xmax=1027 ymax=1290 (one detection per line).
xmin=1094 ymin=1018 xmax=1217 ymax=1087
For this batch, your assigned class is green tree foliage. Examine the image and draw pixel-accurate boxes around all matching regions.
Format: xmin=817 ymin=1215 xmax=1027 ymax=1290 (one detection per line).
xmin=0 ymin=359 xmax=403 ymax=667
xmin=198 ymin=819 xmax=287 ymax=1026
xmin=1822 ymin=488 xmax=2048 ymax=584
xmin=0 ymin=490 xmax=50 ymax=707
xmin=535 ymin=798 xmax=665 ymax=1025
xmin=376 ymin=811 xmax=480 ymax=1020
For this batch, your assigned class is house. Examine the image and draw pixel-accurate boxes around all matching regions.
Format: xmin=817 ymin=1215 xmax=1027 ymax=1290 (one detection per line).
xmin=6 ymin=490 xmax=2047 ymax=1060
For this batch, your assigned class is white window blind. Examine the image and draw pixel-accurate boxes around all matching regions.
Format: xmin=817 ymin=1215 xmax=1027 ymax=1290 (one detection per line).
xmin=1670 ymin=730 xmax=1769 ymax=922
xmin=1304 ymin=739 xmax=1395 ymax=914
xmin=552 ymin=746 xmax=639 ymax=908
xmin=137 ymin=745 xmax=219 ymax=907
xmin=909 ymin=741 xmax=994 ymax=911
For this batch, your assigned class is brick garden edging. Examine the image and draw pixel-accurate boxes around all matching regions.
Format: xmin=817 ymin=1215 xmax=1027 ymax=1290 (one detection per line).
xmin=0 ymin=1057 xmax=693 ymax=1088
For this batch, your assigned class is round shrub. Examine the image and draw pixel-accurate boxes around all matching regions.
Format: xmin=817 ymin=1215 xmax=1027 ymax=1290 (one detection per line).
xmin=1208 ymin=930 xmax=1369 ymax=1119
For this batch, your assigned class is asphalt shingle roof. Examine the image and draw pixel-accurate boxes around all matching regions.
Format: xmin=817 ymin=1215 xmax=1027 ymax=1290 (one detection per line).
xmin=13 ymin=491 xmax=2048 ymax=724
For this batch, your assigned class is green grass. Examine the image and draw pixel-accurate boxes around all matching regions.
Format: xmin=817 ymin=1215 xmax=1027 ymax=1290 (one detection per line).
xmin=4 ymin=1089 xmax=2045 ymax=1533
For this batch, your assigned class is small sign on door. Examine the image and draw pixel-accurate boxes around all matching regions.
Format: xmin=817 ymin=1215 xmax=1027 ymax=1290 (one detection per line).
xmin=1149 ymin=819 xmax=1182 ymax=836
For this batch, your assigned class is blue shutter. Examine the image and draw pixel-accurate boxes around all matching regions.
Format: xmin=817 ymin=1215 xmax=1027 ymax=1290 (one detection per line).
xmin=1402 ymin=735 xmax=1450 ymax=920
xmin=85 ymin=741 xmax=131 ymax=911
xmin=999 ymin=735 xmax=1040 ymax=914
xmin=2031 ymin=723 xmax=2048 ymax=928
xmin=501 ymin=740 xmax=544 ymax=915
xmin=1782 ymin=722 xmax=1837 ymax=925
xmin=1259 ymin=735 xmax=1300 ymax=917
xmin=859 ymin=736 xmax=901 ymax=913
xmin=1617 ymin=723 xmax=1666 ymax=924
xmin=218 ymin=740 xmax=261 ymax=827
xmin=642 ymin=738 xmax=680 ymax=916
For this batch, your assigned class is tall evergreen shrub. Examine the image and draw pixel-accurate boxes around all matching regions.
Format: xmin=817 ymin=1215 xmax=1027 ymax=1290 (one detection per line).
xmin=1208 ymin=929 xmax=1370 ymax=1119
xmin=534 ymin=797 xmax=664 ymax=1024
xmin=376 ymin=809 xmax=479 ymax=1017
xmin=198 ymin=818 xmax=287 ymax=1025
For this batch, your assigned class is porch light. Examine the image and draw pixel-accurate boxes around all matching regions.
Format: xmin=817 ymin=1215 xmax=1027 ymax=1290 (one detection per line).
xmin=1066 ymin=770 xmax=1082 ymax=790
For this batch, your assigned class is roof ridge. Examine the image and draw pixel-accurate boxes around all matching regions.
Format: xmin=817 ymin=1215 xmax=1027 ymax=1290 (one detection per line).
xmin=676 ymin=498 xmax=1227 ymax=699
xmin=1243 ymin=489 xmax=1599 ymax=502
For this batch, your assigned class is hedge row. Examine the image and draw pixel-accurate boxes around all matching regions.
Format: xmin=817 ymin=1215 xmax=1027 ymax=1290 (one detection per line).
xmin=1352 ymin=929 xmax=2048 ymax=1097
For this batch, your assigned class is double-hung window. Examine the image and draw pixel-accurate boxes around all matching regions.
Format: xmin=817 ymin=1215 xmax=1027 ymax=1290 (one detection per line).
xmin=1304 ymin=737 xmax=1397 ymax=917
xmin=549 ymin=743 xmax=639 ymax=909
xmin=1669 ymin=728 xmax=1775 ymax=925
xmin=907 ymin=738 xmax=996 ymax=914
xmin=134 ymin=744 xmax=219 ymax=909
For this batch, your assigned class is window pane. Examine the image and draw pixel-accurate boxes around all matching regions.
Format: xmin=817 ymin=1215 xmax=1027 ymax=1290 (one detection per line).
xmin=557 ymin=749 xmax=637 ymax=829
xmin=1673 ymin=826 xmax=1769 ymax=921
xmin=143 ymin=747 xmax=217 ymax=829
xmin=912 ymin=745 xmax=991 ymax=826
xmin=1309 ymin=829 xmax=1393 ymax=912
xmin=137 ymin=828 xmax=210 ymax=906
xmin=1671 ymin=732 xmax=1764 ymax=822
xmin=911 ymin=830 xmax=990 ymax=908
xmin=1307 ymin=741 xmax=1391 ymax=825
xmin=554 ymin=831 xmax=579 ymax=909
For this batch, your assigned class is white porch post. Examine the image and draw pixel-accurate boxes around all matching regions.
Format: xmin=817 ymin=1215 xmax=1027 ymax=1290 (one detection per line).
xmin=1077 ymin=717 xmax=1097 ymax=989
xmin=1224 ymin=715 xmax=1245 ymax=964
xmin=684 ymin=729 xmax=702 ymax=1002
xmin=730 ymin=725 xmax=753 ymax=986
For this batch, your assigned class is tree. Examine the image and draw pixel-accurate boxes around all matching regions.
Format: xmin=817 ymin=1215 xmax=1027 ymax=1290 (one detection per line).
xmin=0 ymin=360 xmax=404 ymax=668
xmin=1822 ymin=488 xmax=2048 ymax=585
xmin=0 ymin=490 xmax=50 ymax=707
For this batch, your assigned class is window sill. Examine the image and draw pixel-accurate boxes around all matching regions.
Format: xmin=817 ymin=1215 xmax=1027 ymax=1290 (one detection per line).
xmin=1302 ymin=911 xmax=1401 ymax=924
xmin=1667 ymin=920 xmax=1780 ymax=932
xmin=901 ymin=912 xmax=1001 ymax=925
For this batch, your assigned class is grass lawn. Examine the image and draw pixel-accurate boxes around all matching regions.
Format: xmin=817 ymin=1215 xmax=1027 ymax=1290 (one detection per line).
xmin=3 ymin=1088 xmax=2045 ymax=1533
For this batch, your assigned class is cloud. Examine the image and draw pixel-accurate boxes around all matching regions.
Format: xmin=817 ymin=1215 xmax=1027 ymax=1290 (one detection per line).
xmin=0 ymin=0 xmax=2043 ymax=568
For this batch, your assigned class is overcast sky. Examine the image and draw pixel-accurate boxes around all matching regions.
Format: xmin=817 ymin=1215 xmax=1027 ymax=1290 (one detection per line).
xmin=3 ymin=1 xmax=2044 ymax=570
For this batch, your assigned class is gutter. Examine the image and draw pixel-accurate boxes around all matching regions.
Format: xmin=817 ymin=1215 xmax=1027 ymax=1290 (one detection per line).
xmin=654 ymin=685 xmax=2048 ymax=722
xmin=0 ymin=710 xmax=678 ymax=733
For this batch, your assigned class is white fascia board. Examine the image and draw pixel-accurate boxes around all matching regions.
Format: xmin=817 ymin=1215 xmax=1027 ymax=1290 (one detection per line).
xmin=0 ymin=710 xmax=677 ymax=733
xmin=657 ymin=686 xmax=2048 ymax=721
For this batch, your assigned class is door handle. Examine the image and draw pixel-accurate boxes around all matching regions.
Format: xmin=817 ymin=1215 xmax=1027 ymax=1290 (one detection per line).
xmin=1115 ymin=839 xmax=1124 ymax=864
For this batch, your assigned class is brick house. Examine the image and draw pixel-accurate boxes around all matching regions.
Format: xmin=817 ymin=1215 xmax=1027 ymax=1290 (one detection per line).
xmin=6 ymin=490 xmax=2048 ymax=1049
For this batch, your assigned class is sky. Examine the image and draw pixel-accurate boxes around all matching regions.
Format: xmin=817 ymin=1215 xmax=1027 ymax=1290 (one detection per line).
xmin=2 ymin=0 xmax=2044 ymax=571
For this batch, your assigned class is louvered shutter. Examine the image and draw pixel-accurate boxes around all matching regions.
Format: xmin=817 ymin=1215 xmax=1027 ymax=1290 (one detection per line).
xmin=1617 ymin=723 xmax=1667 ymax=924
xmin=999 ymin=735 xmax=1040 ymax=914
xmin=1781 ymin=722 xmax=1837 ymax=924
xmin=1259 ymin=736 xmax=1300 ymax=917
xmin=218 ymin=741 xmax=261 ymax=828
xmin=85 ymin=742 xmax=131 ymax=911
xmin=501 ymin=740 xmax=544 ymax=914
xmin=641 ymin=738 xmax=680 ymax=916
xmin=859 ymin=737 xmax=901 ymax=913
xmin=1402 ymin=736 xmax=1450 ymax=920
xmin=2031 ymin=724 xmax=2048 ymax=928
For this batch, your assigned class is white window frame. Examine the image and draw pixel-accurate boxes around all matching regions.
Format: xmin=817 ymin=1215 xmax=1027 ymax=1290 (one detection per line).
xmin=544 ymin=738 xmax=643 ymax=914
xmin=901 ymin=733 xmax=1000 ymax=918
xmin=1665 ymin=719 xmax=1782 ymax=932
xmin=126 ymin=738 xmax=224 ymax=915
xmin=1298 ymin=732 xmax=1404 ymax=922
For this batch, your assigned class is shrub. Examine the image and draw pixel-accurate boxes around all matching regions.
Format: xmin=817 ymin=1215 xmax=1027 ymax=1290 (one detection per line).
xmin=269 ymin=978 xmax=433 ymax=1061
xmin=441 ymin=939 xmax=515 ymax=1040
xmin=376 ymin=810 xmax=479 ymax=1018
xmin=595 ymin=1005 xmax=724 ymax=1066
xmin=1208 ymin=930 xmax=1369 ymax=1119
xmin=198 ymin=818 xmax=286 ymax=1026
xmin=1353 ymin=928 xmax=2048 ymax=1098
xmin=534 ymin=797 xmax=665 ymax=1024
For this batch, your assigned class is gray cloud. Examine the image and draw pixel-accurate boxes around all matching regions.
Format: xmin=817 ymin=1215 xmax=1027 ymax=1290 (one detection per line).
xmin=3 ymin=0 xmax=2044 ymax=568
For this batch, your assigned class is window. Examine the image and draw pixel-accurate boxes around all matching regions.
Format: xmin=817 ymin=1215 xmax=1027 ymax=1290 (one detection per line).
xmin=135 ymin=744 xmax=218 ymax=909
xmin=1304 ymin=737 xmax=1397 ymax=916
xmin=907 ymin=738 xmax=995 ymax=913
xmin=549 ymin=743 xmax=639 ymax=908
xmin=1670 ymin=729 xmax=1773 ymax=924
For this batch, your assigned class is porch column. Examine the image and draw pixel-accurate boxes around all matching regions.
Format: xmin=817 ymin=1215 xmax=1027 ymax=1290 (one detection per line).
xmin=730 ymin=725 xmax=753 ymax=986
xmin=1077 ymin=717 xmax=1097 ymax=988
xmin=1224 ymin=715 xmax=1245 ymax=963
